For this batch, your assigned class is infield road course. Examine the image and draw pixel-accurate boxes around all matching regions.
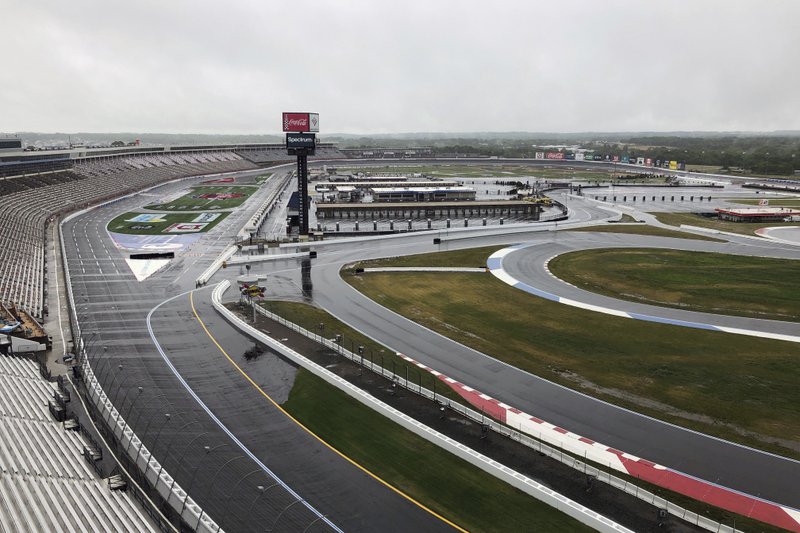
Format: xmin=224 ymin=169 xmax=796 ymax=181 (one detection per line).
xmin=293 ymin=195 xmax=800 ymax=512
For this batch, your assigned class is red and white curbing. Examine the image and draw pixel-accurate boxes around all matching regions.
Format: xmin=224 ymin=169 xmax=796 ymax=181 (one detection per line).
xmin=397 ymin=353 xmax=800 ymax=532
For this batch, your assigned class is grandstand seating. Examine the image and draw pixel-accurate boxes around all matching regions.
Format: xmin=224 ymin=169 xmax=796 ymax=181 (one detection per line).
xmin=0 ymin=354 xmax=157 ymax=532
xmin=0 ymin=152 xmax=257 ymax=318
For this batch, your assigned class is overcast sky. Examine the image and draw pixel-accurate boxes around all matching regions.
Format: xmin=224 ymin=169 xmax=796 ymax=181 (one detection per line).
xmin=2 ymin=1 xmax=798 ymax=134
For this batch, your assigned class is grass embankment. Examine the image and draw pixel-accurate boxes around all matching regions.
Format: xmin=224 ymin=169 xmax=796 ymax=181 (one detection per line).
xmin=549 ymin=248 xmax=800 ymax=322
xmin=345 ymin=250 xmax=800 ymax=458
xmin=653 ymin=212 xmax=797 ymax=236
xmin=567 ymin=223 xmax=724 ymax=241
xmin=144 ymin=185 xmax=257 ymax=211
xmin=259 ymin=301 xmax=464 ymax=405
xmin=107 ymin=211 xmax=230 ymax=235
xmin=283 ymin=369 xmax=590 ymax=532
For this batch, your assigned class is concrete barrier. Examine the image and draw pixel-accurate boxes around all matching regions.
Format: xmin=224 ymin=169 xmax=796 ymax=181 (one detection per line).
xmin=212 ymin=281 xmax=633 ymax=533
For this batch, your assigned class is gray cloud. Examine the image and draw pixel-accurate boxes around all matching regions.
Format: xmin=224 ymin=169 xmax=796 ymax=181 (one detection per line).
xmin=2 ymin=0 xmax=798 ymax=134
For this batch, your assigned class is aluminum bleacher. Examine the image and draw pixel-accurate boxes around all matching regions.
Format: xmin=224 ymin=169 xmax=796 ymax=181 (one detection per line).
xmin=0 ymin=354 xmax=157 ymax=532
xmin=0 ymin=152 xmax=257 ymax=319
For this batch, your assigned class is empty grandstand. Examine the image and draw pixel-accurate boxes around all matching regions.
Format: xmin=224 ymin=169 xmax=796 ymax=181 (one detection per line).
xmin=0 ymin=147 xmax=259 ymax=320
xmin=0 ymin=352 xmax=158 ymax=532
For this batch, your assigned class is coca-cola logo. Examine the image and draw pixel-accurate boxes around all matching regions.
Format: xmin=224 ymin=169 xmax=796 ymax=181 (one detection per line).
xmin=288 ymin=118 xmax=308 ymax=126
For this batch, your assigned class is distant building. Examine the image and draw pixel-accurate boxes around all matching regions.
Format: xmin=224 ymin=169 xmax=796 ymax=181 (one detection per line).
xmin=371 ymin=186 xmax=476 ymax=203
xmin=715 ymin=206 xmax=800 ymax=222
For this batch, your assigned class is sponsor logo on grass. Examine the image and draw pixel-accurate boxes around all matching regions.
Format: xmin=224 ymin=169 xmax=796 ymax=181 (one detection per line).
xmin=192 ymin=193 xmax=244 ymax=200
xmin=129 ymin=225 xmax=153 ymax=230
xmin=127 ymin=214 xmax=168 ymax=223
xmin=193 ymin=213 xmax=221 ymax=223
xmin=163 ymin=223 xmax=208 ymax=233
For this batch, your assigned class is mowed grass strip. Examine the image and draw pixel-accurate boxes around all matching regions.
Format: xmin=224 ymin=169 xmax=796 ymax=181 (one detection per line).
xmin=549 ymin=248 xmax=800 ymax=322
xmin=653 ymin=211 xmax=798 ymax=236
xmin=283 ymin=368 xmax=591 ymax=533
xmin=107 ymin=211 xmax=229 ymax=235
xmin=145 ymin=185 xmax=257 ymax=211
xmin=346 ymin=269 xmax=800 ymax=457
xmin=565 ymin=224 xmax=724 ymax=241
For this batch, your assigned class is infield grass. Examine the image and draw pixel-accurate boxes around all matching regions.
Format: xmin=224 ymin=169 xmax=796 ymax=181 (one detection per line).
xmin=144 ymin=185 xmax=257 ymax=211
xmin=549 ymin=248 xmax=800 ymax=322
xmin=283 ymin=368 xmax=591 ymax=533
xmin=345 ymin=251 xmax=800 ymax=458
xmin=107 ymin=211 xmax=229 ymax=235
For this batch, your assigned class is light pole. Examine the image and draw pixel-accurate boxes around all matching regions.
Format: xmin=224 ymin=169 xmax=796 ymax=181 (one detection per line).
xmin=197 ymin=455 xmax=248 ymax=527
xmin=267 ymin=498 xmax=303 ymax=532
xmin=168 ymin=431 xmax=210 ymax=494
xmin=180 ymin=443 xmax=230 ymax=518
xmin=120 ymin=386 xmax=144 ymax=423
xmin=156 ymin=421 xmax=201 ymax=485
xmin=217 ymin=469 xmax=264 ymax=532
xmin=139 ymin=413 xmax=171 ymax=472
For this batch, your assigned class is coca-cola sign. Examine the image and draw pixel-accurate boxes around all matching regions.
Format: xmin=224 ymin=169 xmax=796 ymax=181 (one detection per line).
xmin=282 ymin=112 xmax=320 ymax=132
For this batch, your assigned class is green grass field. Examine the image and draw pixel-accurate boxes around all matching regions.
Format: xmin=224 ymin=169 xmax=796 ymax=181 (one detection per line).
xmin=549 ymin=248 xmax=800 ymax=322
xmin=653 ymin=211 xmax=798 ymax=236
xmin=732 ymin=198 xmax=800 ymax=207
xmin=283 ymin=368 xmax=590 ymax=532
xmin=107 ymin=211 xmax=230 ymax=235
xmin=144 ymin=185 xmax=257 ymax=211
xmin=344 ymin=250 xmax=800 ymax=459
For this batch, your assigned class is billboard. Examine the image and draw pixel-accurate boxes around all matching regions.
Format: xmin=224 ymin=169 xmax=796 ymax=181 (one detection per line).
xmin=612 ymin=155 xmax=620 ymax=162
xmin=621 ymin=155 xmax=630 ymax=163
xmin=546 ymin=152 xmax=565 ymax=160
xmin=535 ymin=151 xmax=545 ymax=160
xmin=286 ymin=132 xmax=317 ymax=151
xmin=645 ymin=158 xmax=652 ymax=166
xmin=282 ymin=112 xmax=319 ymax=132
xmin=636 ymin=157 xmax=645 ymax=165
xmin=669 ymin=160 xmax=678 ymax=170
xmin=575 ymin=153 xmax=585 ymax=161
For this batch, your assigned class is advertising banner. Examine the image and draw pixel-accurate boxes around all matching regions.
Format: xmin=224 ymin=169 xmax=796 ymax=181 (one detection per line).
xmin=546 ymin=152 xmax=565 ymax=160
xmin=669 ymin=160 xmax=678 ymax=170
xmin=645 ymin=158 xmax=652 ymax=166
xmin=193 ymin=213 xmax=221 ymax=223
xmin=127 ymin=214 xmax=168 ymax=223
xmin=622 ymin=156 xmax=630 ymax=163
xmin=164 ymin=223 xmax=208 ymax=233
xmin=636 ymin=157 xmax=645 ymax=165
xmin=612 ymin=155 xmax=620 ymax=162
xmin=535 ymin=151 xmax=545 ymax=160
xmin=575 ymin=153 xmax=585 ymax=161
xmin=282 ymin=112 xmax=320 ymax=132
xmin=286 ymin=132 xmax=317 ymax=149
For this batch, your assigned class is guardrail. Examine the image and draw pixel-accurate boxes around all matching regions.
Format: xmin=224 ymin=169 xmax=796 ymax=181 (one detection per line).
xmin=246 ymin=298 xmax=742 ymax=533
xmin=213 ymin=281 xmax=633 ymax=533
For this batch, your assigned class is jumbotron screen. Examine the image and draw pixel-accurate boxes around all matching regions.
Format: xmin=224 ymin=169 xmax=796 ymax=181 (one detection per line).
xmin=0 ymin=139 xmax=22 ymax=150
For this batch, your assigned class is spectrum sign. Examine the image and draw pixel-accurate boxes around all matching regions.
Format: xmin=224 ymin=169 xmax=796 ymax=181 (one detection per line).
xmin=282 ymin=112 xmax=319 ymax=132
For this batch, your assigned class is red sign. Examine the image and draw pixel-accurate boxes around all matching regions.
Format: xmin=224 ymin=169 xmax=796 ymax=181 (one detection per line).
xmin=545 ymin=152 xmax=565 ymax=160
xmin=282 ymin=112 xmax=319 ymax=132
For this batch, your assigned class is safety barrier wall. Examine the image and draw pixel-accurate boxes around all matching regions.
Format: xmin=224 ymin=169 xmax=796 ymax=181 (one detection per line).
xmin=60 ymin=195 xmax=224 ymax=532
xmin=248 ymin=298 xmax=740 ymax=533
xmin=213 ymin=281 xmax=634 ymax=533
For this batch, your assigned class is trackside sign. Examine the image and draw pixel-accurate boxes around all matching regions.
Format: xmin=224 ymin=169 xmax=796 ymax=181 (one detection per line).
xmin=286 ymin=132 xmax=316 ymax=149
xmin=282 ymin=112 xmax=319 ymax=132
